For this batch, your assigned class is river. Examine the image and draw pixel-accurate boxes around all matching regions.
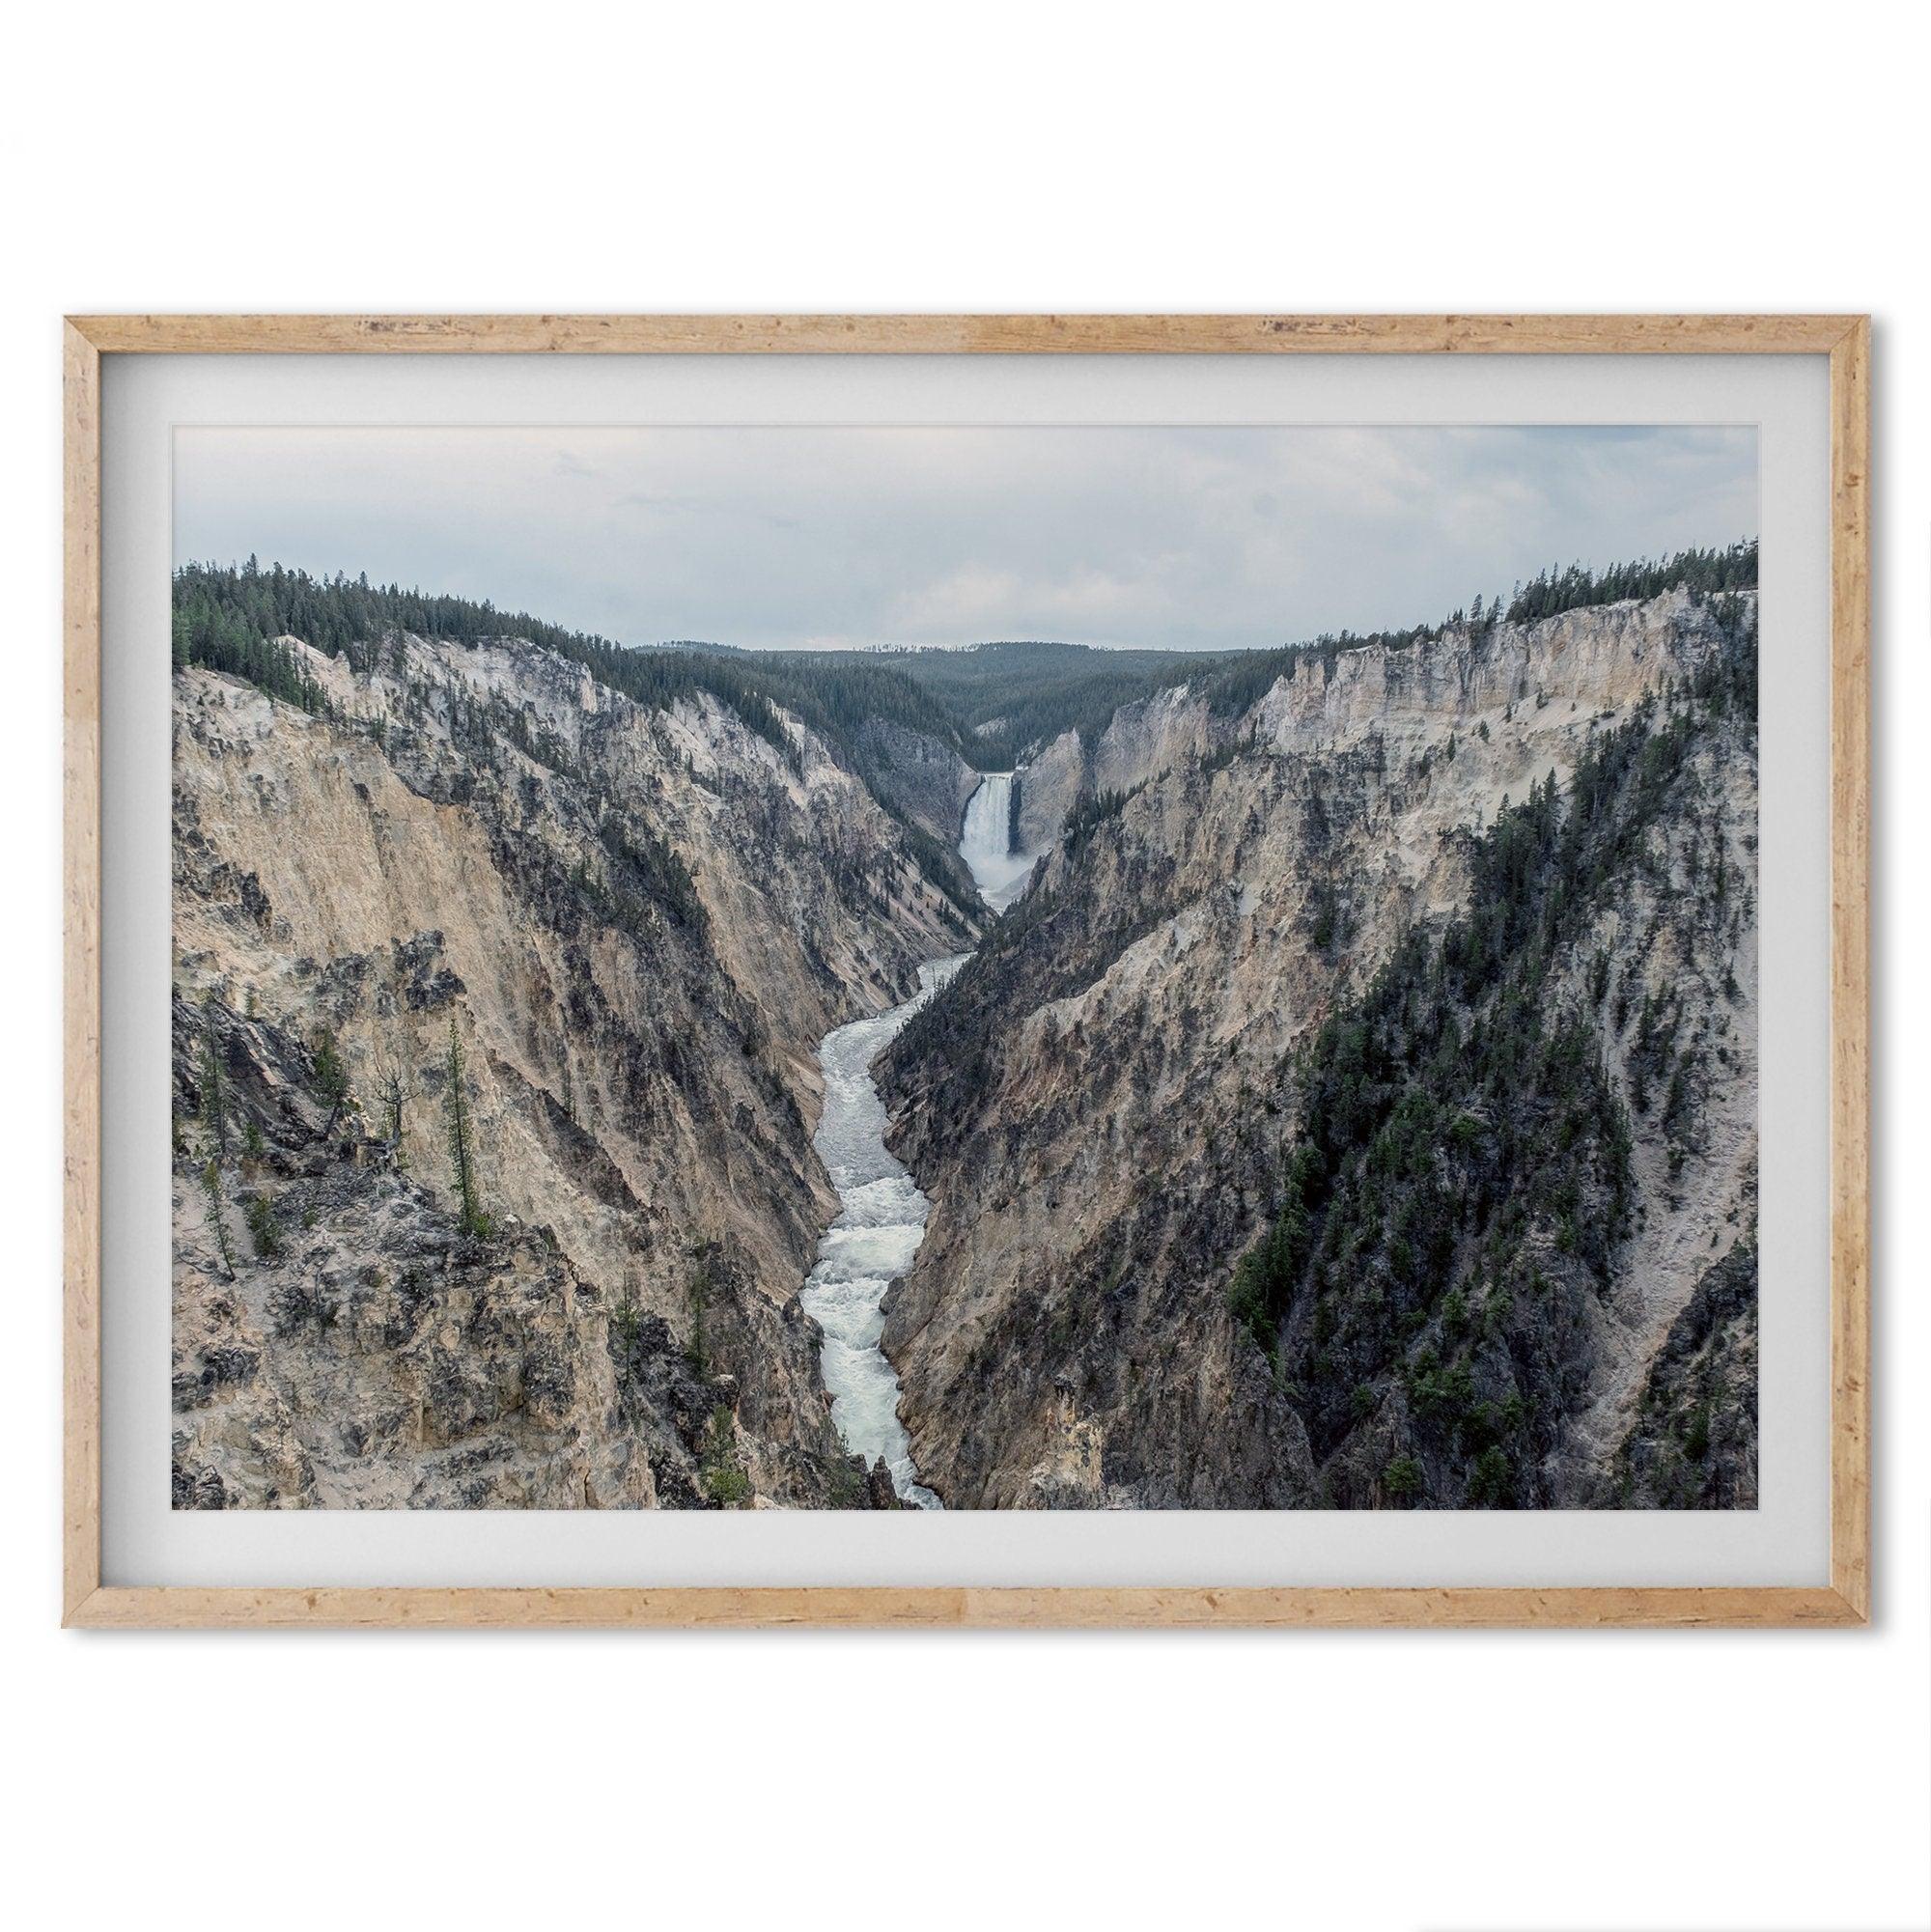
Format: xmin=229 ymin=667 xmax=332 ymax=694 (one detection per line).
xmin=798 ymin=772 xmax=1027 ymax=1506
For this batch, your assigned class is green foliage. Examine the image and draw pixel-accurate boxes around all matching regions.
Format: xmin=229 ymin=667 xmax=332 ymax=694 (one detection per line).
xmin=441 ymin=1015 xmax=490 ymax=1238
xmin=177 ymin=545 xmax=1757 ymax=815
xmin=765 ymin=639 xmax=1200 ymax=770
xmin=244 ymin=1190 xmax=282 ymax=1259
xmin=197 ymin=995 xmax=228 ymax=1159
xmin=174 ymin=558 xmax=796 ymax=759
xmin=1504 ymin=541 xmax=1756 ymax=627
xmin=1307 ymin=880 xmax=1348 ymax=954
xmin=311 ymin=1027 xmax=351 ymax=1128
xmin=1467 ymin=1444 xmax=1514 ymax=1507
xmin=173 ymin=561 xmax=994 ymax=912
xmin=174 ymin=569 xmax=330 ymax=714
xmin=596 ymin=817 xmax=707 ymax=934
xmin=823 ymin=1456 xmax=866 ymax=1508
xmin=1225 ymin=1143 xmax=1320 ymax=1353
xmin=200 ymin=1158 xmax=234 ymax=1276
xmin=611 ymin=1288 xmax=645 ymax=1355
xmin=686 ymin=1264 xmax=712 ymax=1377
xmin=737 ymin=654 xmax=979 ymax=765
xmin=1383 ymin=1455 xmax=1422 ymax=1504
xmin=810 ymin=544 xmax=1756 ymax=770
xmin=1588 ymin=947 xmax=1611 ymax=1007
xmin=1225 ymin=608 xmax=1757 ymax=1500
xmin=701 ymin=1404 xmax=751 ymax=1506
xmin=1061 ymin=786 xmax=1132 ymax=859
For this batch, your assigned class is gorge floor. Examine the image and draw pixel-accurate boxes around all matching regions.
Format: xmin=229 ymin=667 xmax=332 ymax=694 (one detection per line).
xmin=798 ymin=957 xmax=965 ymax=1505
xmin=800 ymin=770 xmax=1021 ymax=1503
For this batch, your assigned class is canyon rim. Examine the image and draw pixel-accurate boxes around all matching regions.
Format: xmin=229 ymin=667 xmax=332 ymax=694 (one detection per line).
xmin=169 ymin=425 xmax=1762 ymax=1512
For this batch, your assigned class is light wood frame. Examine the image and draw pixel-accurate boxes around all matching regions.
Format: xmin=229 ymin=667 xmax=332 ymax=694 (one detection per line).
xmin=63 ymin=314 xmax=1871 ymax=1629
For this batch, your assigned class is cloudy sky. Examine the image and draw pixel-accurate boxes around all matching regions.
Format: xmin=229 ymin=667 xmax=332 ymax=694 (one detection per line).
xmin=175 ymin=426 xmax=1757 ymax=654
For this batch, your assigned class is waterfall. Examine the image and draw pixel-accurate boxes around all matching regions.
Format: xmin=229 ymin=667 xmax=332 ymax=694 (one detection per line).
xmin=799 ymin=768 xmax=1036 ymax=1502
xmin=959 ymin=772 xmax=1034 ymax=911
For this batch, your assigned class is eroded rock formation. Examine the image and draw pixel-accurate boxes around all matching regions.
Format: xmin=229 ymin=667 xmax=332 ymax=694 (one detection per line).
xmin=172 ymin=630 xmax=972 ymax=1508
xmin=880 ymin=590 xmax=1759 ymax=1508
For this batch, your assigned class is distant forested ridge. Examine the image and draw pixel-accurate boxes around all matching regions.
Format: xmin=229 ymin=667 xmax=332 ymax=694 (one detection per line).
xmin=177 ymin=539 xmax=1757 ymax=782
xmin=769 ymin=541 xmax=1757 ymax=764
xmin=765 ymin=640 xmax=1200 ymax=770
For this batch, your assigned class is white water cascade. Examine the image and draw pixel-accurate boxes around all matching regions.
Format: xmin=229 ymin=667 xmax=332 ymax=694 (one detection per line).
xmin=799 ymin=956 xmax=965 ymax=1507
xmin=798 ymin=770 xmax=1037 ymax=1506
xmin=958 ymin=770 xmax=1034 ymax=911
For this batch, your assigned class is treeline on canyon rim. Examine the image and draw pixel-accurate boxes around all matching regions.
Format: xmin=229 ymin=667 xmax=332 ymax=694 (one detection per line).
xmin=178 ymin=541 xmax=1756 ymax=780
xmin=172 ymin=558 xmax=976 ymax=779
xmin=172 ymin=558 xmax=991 ymax=916
xmin=854 ymin=540 xmax=1757 ymax=760
xmin=1133 ymin=540 xmax=1761 ymax=735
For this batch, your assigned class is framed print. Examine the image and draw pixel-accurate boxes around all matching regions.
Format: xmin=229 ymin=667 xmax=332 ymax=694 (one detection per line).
xmin=63 ymin=315 xmax=1869 ymax=1628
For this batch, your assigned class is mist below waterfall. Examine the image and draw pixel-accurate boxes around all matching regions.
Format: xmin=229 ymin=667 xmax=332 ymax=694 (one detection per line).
xmin=959 ymin=772 xmax=1035 ymax=911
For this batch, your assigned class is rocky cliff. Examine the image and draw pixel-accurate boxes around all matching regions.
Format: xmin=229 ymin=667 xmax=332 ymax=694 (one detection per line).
xmin=854 ymin=717 xmax=982 ymax=848
xmin=1012 ymin=684 xmax=1214 ymax=856
xmin=879 ymin=589 xmax=1759 ymax=1507
xmin=172 ymin=628 xmax=975 ymax=1508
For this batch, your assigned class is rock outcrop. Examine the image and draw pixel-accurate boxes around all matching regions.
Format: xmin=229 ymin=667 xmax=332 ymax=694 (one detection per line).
xmin=172 ymin=574 xmax=1761 ymax=1515
xmin=879 ymin=590 xmax=1759 ymax=1508
xmin=1583 ymin=1240 xmax=1759 ymax=1509
xmin=854 ymin=717 xmax=982 ymax=848
xmin=172 ymin=629 xmax=976 ymax=1509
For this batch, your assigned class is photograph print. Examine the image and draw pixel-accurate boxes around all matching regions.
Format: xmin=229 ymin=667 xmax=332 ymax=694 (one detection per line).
xmin=169 ymin=424 xmax=1760 ymax=1513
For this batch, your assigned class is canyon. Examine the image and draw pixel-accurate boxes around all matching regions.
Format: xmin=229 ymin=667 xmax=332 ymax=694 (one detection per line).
xmin=880 ymin=586 xmax=1759 ymax=1508
xmin=171 ymin=616 xmax=979 ymax=1508
xmin=172 ymin=559 xmax=1759 ymax=1511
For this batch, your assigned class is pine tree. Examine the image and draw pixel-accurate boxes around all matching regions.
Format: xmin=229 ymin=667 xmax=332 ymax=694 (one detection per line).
xmin=442 ymin=1015 xmax=487 ymax=1237
xmin=244 ymin=1190 xmax=282 ymax=1260
xmin=200 ymin=1158 xmax=234 ymax=1277
xmin=686 ymin=1262 xmax=712 ymax=1377
xmin=197 ymin=994 xmax=229 ymax=1160
xmin=312 ymin=1028 xmax=351 ymax=1133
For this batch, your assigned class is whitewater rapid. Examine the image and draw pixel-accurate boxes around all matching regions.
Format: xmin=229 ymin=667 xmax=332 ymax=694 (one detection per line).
xmin=799 ymin=955 xmax=966 ymax=1506
xmin=800 ymin=772 xmax=1030 ymax=1505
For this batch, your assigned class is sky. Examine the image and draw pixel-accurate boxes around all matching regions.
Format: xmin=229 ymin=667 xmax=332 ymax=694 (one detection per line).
xmin=174 ymin=426 xmax=1758 ymax=655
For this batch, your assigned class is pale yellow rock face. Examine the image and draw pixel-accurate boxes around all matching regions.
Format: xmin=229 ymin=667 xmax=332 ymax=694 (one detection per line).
xmin=882 ymin=592 xmax=1758 ymax=1509
xmin=171 ymin=592 xmax=1757 ymax=1513
xmin=172 ymin=631 xmax=973 ymax=1509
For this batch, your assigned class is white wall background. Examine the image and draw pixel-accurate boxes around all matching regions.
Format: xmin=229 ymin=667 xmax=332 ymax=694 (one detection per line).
xmin=5 ymin=4 xmax=1922 ymax=1926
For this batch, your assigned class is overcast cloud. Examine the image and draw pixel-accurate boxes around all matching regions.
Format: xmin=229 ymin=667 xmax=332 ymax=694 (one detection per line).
xmin=175 ymin=426 xmax=1757 ymax=654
